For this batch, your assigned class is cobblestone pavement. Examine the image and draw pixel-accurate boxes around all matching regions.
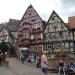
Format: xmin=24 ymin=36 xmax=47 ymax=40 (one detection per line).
xmin=0 ymin=57 xmax=59 ymax=75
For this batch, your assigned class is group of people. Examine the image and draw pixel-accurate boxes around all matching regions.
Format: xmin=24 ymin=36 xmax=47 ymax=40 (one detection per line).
xmin=28 ymin=51 xmax=49 ymax=75
xmin=19 ymin=50 xmax=75 ymax=75
xmin=27 ymin=51 xmax=48 ymax=75
xmin=28 ymin=54 xmax=41 ymax=63
xmin=41 ymin=51 xmax=75 ymax=75
xmin=0 ymin=52 xmax=9 ymax=67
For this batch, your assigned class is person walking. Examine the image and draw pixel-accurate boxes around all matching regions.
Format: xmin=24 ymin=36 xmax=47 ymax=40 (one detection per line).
xmin=5 ymin=52 xmax=9 ymax=67
xmin=41 ymin=51 xmax=48 ymax=75
xmin=31 ymin=54 xmax=35 ymax=63
xmin=20 ymin=53 xmax=24 ymax=64
xmin=36 ymin=55 xmax=41 ymax=67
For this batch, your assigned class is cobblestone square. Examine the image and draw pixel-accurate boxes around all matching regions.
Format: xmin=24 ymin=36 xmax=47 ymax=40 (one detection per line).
xmin=0 ymin=58 xmax=59 ymax=75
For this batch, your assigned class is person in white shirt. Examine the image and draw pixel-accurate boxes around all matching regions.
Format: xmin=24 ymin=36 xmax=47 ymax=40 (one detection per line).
xmin=41 ymin=51 xmax=48 ymax=75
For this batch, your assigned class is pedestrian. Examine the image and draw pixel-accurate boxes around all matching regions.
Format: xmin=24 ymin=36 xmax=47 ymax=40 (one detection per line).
xmin=58 ymin=60 xmax=65 ymax=75
xmin=34 ymin=54 xmax=36 ymax=63
xmin=5 ymin=52 xmax=9 ymax=67
xmin=20 ymin=54 xmax=24 ymax=64
xmin=31 ymin=54 xmax=35 ymax=63
xmin=1 ymin=53 xmax=6 ymax=66
xmin=36 ymin=55 xmax=41 ymax=67
xmin=28 ymin=54 xmax=31 ymax=62
xmin=41 ymin=51 xmax=48 ymax=75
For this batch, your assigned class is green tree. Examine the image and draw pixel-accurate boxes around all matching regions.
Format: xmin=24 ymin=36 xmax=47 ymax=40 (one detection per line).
xmin=0 ymin=41 xmax=8 ymax=53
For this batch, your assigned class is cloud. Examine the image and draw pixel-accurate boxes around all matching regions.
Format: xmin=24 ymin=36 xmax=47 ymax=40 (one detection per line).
xmin=0 ymin=0 xmax=74 ymax=23
xmin=29 ymin=0 xmax=61 ymax=21
xmin=58 ymin=0 xmax=75 ymax=22
xmin=60 ymin=0 xmax=75 ymax=8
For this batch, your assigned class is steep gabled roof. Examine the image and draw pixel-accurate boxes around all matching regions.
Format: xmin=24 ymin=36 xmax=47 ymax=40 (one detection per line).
xmin=0 ymin=20 xmax=19 ymax=39
xmin=18 ymin=4 xmax=44 ymax=27
xmin=7 ymin=19 xmax=20 ymax=32
xmin=45 ymin=10 xmax=70 ymax=30
xmin=0 ymin=24 xmax=13 ymax=38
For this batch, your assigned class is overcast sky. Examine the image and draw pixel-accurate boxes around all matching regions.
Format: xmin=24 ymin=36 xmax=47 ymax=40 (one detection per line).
xmin=0 ymin=0 xmax=75 ymax=23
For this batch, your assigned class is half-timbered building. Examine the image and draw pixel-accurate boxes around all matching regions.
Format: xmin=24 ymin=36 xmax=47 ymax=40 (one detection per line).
xmin=17 ymin=5 xmax=44 ymax=52
xmin=44 ymin=11 xmax=74 ymax=56
xmin=0 ymin=23 xmax=12 ymax=44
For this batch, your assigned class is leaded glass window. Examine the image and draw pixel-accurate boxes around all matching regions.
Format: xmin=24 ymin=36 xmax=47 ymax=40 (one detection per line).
xmin=64 ymin=43 xmax=69 ymax=48
xmin=46 ymin=33 xmax=50 ymax=39
xmin=51 ymin=33 xmax=56 ymax=39
xmin=56 ymin=32 xmax=60 ymax=38
xmin=70 ymin=42 xmax=73 ymax=48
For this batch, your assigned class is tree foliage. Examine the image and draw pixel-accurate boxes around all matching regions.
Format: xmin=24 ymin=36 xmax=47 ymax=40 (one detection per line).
xmin=0 ymin=41 xmax=8 ymax=53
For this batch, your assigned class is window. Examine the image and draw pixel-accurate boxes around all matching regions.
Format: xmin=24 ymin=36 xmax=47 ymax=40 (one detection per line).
xmin=32 ymin=28 xmax=36 ymax=32
xmin=39 ymin=46 xmax=42 ymax=50
xmin=53 ymin=43 xmax=57 ymax=48
xmin=58 ymin=22 xmax=62 ymax=28
xmin=34 ymin=47 xmax=37 ymax=51
xmin=37 ymin=28 xmax=41 ymax=31
xmin=46 ymin=33 xmax=50 ymax=39
xmin=48 ymin=44 xmax=52 ymax=49
xmin=29 ymin=13 xmax=31 ymax=15
xmin=33 ymin=24 xmax=36 ymax=29
xmin=63 ymin=31 xmax=69 ymax=39
xmin=56 ymin=32 xmax=59 ymax=38
xmin=31 ymin=35 xmax=33 ymax=39
xmin=57 ymin=43 xmax=61 ymax=48
xmin=54 ymin=16 xmax=58 ymax=20
xmin=70 ymin=42 xmax=73 ymax=48
xmin=31 ymin=19 xmax=35 ymax=22
xmin=49 ymin=23 xmax=53 ymax=28
xmin=51 ymin=33 xmax=56 ymax=39
xmin=33 ymin=34 xmax=36 ymax=39
xmin=65 ymin=43 xmax=69 ymax=48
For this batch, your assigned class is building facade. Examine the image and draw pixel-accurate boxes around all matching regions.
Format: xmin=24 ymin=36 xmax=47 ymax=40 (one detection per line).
xmin=7 ymin=19 xmax=20 ymax=46
xmin=0 ymin=19 xmax=20 ymax=56
xmin=44 ymin=11 xmax=74 ymax=56
xmin=68 ymin=16 xmax=75 ymax=55
xmin=17 ymin=5 xmax=44 ymax=52
xmin=0 ymin=5 xmax=75 ymax=56
xmin=0 ymin=23 xmax=13 ymax=44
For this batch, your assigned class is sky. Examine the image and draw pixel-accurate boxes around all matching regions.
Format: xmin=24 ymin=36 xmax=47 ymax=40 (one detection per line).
xmin=0 ymin=0 xmax=75 ymax=23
